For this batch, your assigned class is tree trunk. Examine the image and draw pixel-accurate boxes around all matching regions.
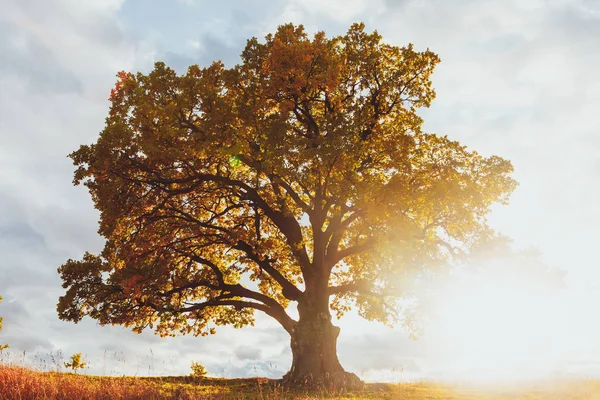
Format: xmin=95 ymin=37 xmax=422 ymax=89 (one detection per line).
xmin=282 ymin=295 xmax=362 ymax=389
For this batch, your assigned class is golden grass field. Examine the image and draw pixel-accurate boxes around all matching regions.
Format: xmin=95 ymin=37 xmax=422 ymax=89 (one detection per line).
xmin=1 ymin=364 xmax=600 ymax=399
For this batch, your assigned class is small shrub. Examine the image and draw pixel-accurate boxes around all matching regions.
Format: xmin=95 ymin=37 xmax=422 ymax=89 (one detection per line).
xmin=190 ymin=361 xmax=207 ymax=378
xmin=65 ymin=352 xmax=87 ymax=373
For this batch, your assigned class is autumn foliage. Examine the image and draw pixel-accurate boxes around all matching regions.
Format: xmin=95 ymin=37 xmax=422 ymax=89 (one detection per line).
xmin=57 ymin=23 xmax=516 ymax=387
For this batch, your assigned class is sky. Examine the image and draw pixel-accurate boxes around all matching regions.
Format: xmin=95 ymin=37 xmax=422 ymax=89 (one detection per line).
xmin=0 ymin=0 xmax=599 ymax=383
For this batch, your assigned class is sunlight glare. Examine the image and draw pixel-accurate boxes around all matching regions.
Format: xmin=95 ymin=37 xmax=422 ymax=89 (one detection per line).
xmin=429 ymin=269 xmax=570 ymax=382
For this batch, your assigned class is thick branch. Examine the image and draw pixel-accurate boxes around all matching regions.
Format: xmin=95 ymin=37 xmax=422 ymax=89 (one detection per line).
xmin=329 ymin=237 xmax=375 ymax=267
xmin=164 ymin=220 xmax=303 ymax=301
xmin=186 ymin=253 xmax=225 ymax=285
xmin=327 ymin=281 xmax=399 ymax=320
xmin=269 ymin=175 xmax=312 ymax=213
xmin=324 ymin=211 xmax=360 ymax=256
xmin=234 ymin=240 xmax=303 ymax=301
xmin=183 ymin=292 xmax=296 ymax=334
xmin=121 ymin=157 xmax=312 ymax=271
xmin=185 ymin=173 xmax=312 ymax=271
xmin=154 ymin=256 xmax=297 ymax=334
xmin=328 ymin=279 xmax=371 ymax=296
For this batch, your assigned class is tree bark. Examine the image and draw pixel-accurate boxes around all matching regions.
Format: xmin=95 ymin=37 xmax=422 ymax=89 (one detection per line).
xmin=282 ymin=293 xmax=362 ymax=389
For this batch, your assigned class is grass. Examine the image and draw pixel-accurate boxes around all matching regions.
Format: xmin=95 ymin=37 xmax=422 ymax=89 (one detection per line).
xmin=1 ymin=363 xmax=600 ymax=399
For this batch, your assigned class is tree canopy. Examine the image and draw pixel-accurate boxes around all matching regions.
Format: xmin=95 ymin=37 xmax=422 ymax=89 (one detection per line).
xmin=57 ymin=23 xmax=516 ymax=386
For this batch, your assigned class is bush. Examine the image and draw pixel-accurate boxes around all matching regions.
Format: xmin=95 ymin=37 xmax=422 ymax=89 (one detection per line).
xmin=65 ymin=353 xmax=87 ymax=373
xmin=189 ymin=361 xmax=207 ymax=378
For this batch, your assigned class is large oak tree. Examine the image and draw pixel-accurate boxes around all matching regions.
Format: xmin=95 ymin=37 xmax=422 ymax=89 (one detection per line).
xmin=57 ymin=23 xmax=516 ymax=387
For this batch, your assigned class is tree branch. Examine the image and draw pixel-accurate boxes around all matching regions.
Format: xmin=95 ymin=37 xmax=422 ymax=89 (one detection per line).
xmin=325 ymin=210 xmax=361 ymax=257
xmin=233 ymin=240 xmax=303 ymax=301
xmin=329 ymin=236 xmax=375 ymax=267
xmin=122 ymin=157 xmax=312 ymax=272
xmin=152 ymin=260 xmax=297 ymax=334
xmin=328 ymin=279 xmax=371 ymax=296
xmin=268 ymin=175 xmax=312 ymax=213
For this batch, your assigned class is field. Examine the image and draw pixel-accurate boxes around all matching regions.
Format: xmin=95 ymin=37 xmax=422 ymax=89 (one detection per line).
xmin=1 ymin=364 xmax=600 ymax=399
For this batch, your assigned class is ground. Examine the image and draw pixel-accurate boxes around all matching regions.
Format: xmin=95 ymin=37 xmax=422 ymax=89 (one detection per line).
xmin=1 ymin=364 xmax=599 ymax=399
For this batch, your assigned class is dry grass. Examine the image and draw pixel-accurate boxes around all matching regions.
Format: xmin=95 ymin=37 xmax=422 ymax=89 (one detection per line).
xmin=0 ymin=364 xmax=165 ymax=400
xmin=1 ymin=363 xmax=600 ymax=399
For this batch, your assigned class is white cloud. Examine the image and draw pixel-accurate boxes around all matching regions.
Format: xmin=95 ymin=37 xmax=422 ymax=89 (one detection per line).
xmin=186 ymin=39 xmax=202 ymax=50
xmin=0 ymin=0 xmax=154 ymax=371
xmin=290 ymin=0 xmax=385 ymax=22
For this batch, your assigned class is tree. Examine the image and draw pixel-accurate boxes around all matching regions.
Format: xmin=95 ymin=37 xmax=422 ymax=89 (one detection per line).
xmin=57 ymin=23 xmax=516 ymax=388
xmin=64 ymin=352 xmax=87 ymax=373
xmin=0 ymin=296 xmax=8 ymax=354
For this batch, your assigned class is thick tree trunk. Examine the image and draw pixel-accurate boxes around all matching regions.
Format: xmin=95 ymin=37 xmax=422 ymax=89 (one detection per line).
xmin=282 ymin=295 xmax=362 ymax=389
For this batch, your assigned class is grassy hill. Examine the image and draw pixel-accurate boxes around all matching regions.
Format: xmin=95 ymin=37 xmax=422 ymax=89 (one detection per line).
xmin=1 ymin=363 xmax=600 ymax=399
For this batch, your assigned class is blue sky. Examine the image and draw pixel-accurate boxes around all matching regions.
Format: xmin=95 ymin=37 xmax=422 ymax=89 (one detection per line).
xmin=1 ymin=0 xmax=599 ymax=382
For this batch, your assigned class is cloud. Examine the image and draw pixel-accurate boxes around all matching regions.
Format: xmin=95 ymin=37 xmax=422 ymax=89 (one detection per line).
xmin=288 ymin=0 xmax=386 ymax=23
xmin=0 ymin=0 xmax=147 ymax=374
xmin=339 ymin=330 xmax=425 ymax=372
xmin=0 ymin=22 xmax=82 ymax=94
xmin=234 ymin=346 xmax=262 ymax=361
